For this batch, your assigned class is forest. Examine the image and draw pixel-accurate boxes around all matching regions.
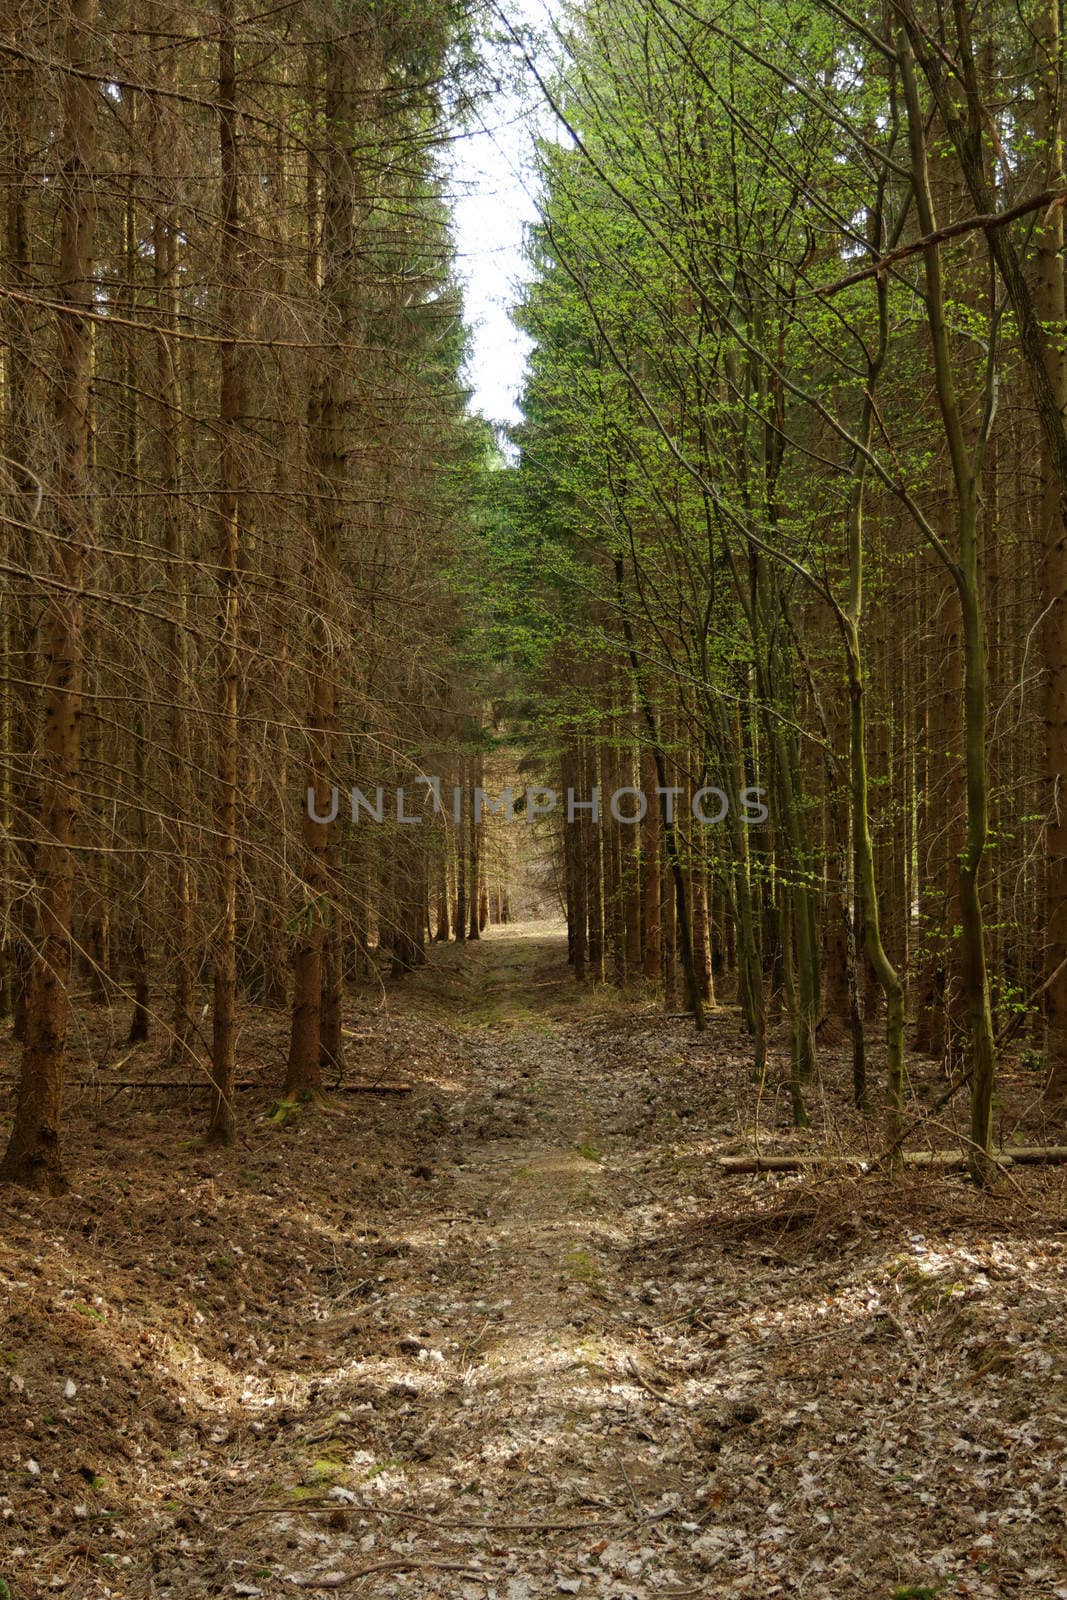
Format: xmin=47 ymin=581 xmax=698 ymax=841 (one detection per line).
xmin=0 ymin=1 xmax=1065 ymax=1597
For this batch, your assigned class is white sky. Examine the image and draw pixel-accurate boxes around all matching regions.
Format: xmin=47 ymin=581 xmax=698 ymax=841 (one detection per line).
xmin=448 ymin=3 xmax=559 ymax=430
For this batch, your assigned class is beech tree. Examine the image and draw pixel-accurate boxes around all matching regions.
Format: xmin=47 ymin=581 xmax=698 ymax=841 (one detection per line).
xmin=499 ymin=0 xmax=1067 ymax=1173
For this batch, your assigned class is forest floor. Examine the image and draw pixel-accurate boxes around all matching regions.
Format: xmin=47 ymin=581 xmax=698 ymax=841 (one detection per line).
xmin=1 ymin=922 xmax=1065 ymax=1600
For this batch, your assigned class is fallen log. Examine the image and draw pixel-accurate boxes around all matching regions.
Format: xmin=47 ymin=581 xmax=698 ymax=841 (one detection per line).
xmin=717 ymin=1153 xmax=859 ymax=1174
xmin=1 ymin=1078 xmax=412 ymax=1095
xmin=980 ymin=1145 xmax=1067 ymax=1165
xmin=717 ymin=1146 xmax=1067 ymax=1175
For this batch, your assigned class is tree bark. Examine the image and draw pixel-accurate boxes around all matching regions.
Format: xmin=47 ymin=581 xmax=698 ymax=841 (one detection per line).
xmin=286 ymin=28 xmax=359 ymax=1096
xmin=208 ymin=0 xmax=242 ymax=1142
xmin=1035 ymin=0 xmax=1067 ymax=1101
xmin=1 ymin=0 xmax=98 ymax=1192
xmin=898 ymin=20 xmax=998 ymax=1182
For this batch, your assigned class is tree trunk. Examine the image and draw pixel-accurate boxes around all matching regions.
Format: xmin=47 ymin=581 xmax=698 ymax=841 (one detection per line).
xmin=1036 ymin=0 xmax=1067 ymax=1101
xmin=586 ymin=734 xmax=605 ymax=979
xmin=468 ymin=752 xmax=482 ymax=940
xmin=1 ymin=0 xmax=98 ymax=1192
xmin=286 ymin=29 xmax=358 ymax=1097
xmin=148 ymin=53 xmax=196 ymax=1062
xmin=640 ymin=743 xmax=660 ymax=980
xmin=898 ymin=21 xmax=998 ymax=1181
xmin=208 ymin=0 xmax=243 ymax=1142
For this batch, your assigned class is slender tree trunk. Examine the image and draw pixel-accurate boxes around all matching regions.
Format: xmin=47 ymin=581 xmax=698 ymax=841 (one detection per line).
xmin=208 ymin=0 xmax=242 ymax=1142
xmin=780 ymin=894 xmax=810 ymax=1128
xmin=616 ymin=562 xmax=705 ymax=1026
xmin=566 ymin=743 xmax=587 ymax=979
xmin=691 ymin=855 xmax=714 ymax=1006
xmin=286 ymin=30 xmax=359 ymax=1096
xmin=1 ymin=0 xmax=98 ymax=1192
xmin=899 ymin=23 xmax=997 ymax=1180
xmin=319 ymin=910 xmax=344 ymax=1080
xmin=468 ymin=752 xmax=482 ymax=940
xmin=122 ymin=159 xmax=151 ymax=1045
xmin=148 ymin=51 xmax=196 ymax=1061
xmin=1036 ymin=0 xmax=1067 ymax=1100
xmin=622 ymin=720 xmax=642 ymax=975
xmin=435 ymin=829 xmax=450 ymax=939
xmin=0 ymin=73 xmax=33 ymax=1025
xmin=913 ymin=580 xmax=963 ymax=1058
xmin=82 ymin=665 xmax=111 ymax=1007
xmin=713 ymin=696 xmax=766 ymax=1073
xmin=661 ymin=843 xmax=677 ymax=1011
xmin=640 ymin=743 xmax=660 ymax=980
xmin=586 ymin=735 xmax=605 ymax=979
xmin=606 ymin=709 xmax=626 ymax=983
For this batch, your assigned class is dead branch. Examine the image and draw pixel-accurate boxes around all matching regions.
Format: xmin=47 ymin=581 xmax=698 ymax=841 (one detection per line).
xmin=716 ymin=1146 xmax=1067 ymax=1174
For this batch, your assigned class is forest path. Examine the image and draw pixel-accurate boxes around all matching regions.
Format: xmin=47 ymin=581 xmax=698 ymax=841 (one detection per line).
xmin=4 ymin=924 xmax=1064 ymax=1600
xmin=327 ymin=923 xmax=701 ymax=1589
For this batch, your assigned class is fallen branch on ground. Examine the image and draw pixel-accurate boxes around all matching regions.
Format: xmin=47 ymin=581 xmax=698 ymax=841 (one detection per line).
xmin=1 ymin=1078 xmax=412 ymax=1095
xmin=286 ymin=1561 xmax=490 ymax=1587
xmin=716 ymin=1146 xmax=1067 ymax=1174
xmin=625 ymin=1354 xmax=686 ymax=1406
xmin=227 ymin=1495 xmax=619 ymax=1533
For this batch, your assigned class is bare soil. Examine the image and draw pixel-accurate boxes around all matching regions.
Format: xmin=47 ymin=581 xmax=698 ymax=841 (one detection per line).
xmin=1 ymin=923 xmax=1065 ymax=1599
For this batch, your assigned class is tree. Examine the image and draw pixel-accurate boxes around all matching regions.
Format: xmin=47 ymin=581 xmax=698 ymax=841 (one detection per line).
xmin=0 ymin=0 xmax=99 ymax=1191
